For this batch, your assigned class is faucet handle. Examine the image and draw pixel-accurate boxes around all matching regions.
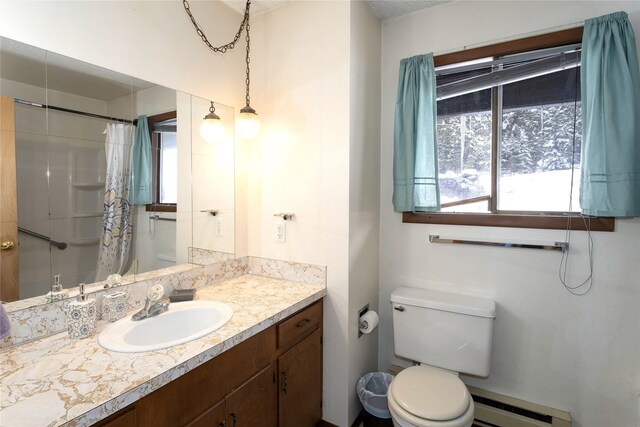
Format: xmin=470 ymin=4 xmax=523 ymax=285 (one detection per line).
xmin=146 ymin=284 xmax=165 ymax=302
xmin=104 ymin=274 xmax=123 ymax=289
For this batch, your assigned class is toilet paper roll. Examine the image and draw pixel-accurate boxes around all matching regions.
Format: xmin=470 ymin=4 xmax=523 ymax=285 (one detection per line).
xmin=359 ymin=310 xmax=379 ymax=334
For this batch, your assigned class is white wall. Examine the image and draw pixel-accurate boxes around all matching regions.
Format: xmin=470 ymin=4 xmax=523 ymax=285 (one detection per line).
xmin=250 ymin=2 xmax=352 ymax=424
xmin=0 ymin=1 xmax=244 ymax=111
xmin=379 ymin=2 xmax=640 ymax=427
xmin=348 ymin=1 xmax=381 ymax=424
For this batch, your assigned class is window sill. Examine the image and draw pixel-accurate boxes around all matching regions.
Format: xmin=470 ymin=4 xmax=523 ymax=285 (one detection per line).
xmin=402 ymin=211 xmax=614 ymax=232
xmin=145 ymin=204 xmax=177 ymax=213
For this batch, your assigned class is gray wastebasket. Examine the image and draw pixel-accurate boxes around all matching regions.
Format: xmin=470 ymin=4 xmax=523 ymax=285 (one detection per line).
xmin=357 ymin=372 xmax=394 ymax=427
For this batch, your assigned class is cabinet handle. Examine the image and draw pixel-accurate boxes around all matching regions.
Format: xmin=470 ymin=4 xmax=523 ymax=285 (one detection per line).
xmin=230 ymin=412 xmax=237 ymax=427
xmin=296 ymin=318 xmax=311 ymax=328
xmin=281 ymin=371 xmax=288 ymax=394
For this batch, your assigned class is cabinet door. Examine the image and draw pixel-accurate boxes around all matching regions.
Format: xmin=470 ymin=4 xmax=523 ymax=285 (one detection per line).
xmin=186 ymin=399 xmax=225 ymax=427
xmin=278 ymin=328 xmax=322 ymax=427
xmin=94 ymin=407 xmax=137 ymax=427
xmin=226 ymin=363 xmax=276 ymax=427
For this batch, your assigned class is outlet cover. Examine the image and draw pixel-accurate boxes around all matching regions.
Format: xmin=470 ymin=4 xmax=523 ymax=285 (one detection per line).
xmin=275 ymin=221 xmax=286 ymax=243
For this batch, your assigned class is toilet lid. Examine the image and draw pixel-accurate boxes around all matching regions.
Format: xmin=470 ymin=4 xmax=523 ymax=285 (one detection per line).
xmin=391 ymin=366 xmax=470 ymax=421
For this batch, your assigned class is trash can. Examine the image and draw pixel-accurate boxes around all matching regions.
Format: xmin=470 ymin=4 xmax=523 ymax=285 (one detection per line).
xmin=357 ymin=372 xmax=394 ymax=427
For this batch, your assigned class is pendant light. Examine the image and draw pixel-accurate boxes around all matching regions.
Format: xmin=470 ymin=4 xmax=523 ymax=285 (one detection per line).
xmin=237 ymin=11 xmax=261 ymax=140
xmin=183 ymin=0 xmax=260 ymax=140
xmin=200 ymin=101 xmax=225 ymax=144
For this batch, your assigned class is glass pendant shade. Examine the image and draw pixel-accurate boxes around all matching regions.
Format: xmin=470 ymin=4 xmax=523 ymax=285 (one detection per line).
xmin=200 ymin=112 xmax=225 ymax=144
xmin=238 ymin=106 xmax=261 ymax=140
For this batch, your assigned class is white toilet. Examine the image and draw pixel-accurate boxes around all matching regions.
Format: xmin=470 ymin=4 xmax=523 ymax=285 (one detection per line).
xmin=388 ymin=287 xmax=496 ymax=427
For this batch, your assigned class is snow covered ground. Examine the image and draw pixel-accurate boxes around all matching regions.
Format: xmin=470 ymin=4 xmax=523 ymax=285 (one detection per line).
xmin=441 ymin=168 xmax=581 ymax=213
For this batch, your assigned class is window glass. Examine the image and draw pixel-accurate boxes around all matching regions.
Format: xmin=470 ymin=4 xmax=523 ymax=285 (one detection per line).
xmin=437 ymin=87 xmax=492 ymax=210
xmin=435 ymin=47 xmax=581 ymax=214
xmin=159 ymin=132 xmax=177 ymax=204
xmin=499 ymin=68 xmax=581 ymax=212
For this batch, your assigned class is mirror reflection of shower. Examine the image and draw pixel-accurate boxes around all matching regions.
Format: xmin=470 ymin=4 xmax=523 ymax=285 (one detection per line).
xmin=1 ymin=36 xmax=180 ymax=300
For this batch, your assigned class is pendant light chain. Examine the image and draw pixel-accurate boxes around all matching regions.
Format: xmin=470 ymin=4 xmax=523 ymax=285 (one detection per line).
xmin=182 ymin=0 xmax=251 ymax=54
xmin=245 ymin=11 xmax=251 ymax=108
xmin=184 ymin=0 xmax=260 ymax=139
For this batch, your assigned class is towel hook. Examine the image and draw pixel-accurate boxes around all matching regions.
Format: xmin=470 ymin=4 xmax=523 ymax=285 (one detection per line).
xmin=274 ymin=213 xmax=295 ymax=221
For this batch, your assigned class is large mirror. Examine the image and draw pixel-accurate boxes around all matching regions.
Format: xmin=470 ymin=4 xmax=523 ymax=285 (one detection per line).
xmin=0 ymin=37 xmax=236 ymax=308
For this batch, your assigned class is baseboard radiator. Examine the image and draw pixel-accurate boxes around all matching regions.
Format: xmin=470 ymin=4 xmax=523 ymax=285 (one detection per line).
xmin=468 ymin=386 xmax=571 ymax=427
xmin=388 ymin=365 xmax=571 ymax=427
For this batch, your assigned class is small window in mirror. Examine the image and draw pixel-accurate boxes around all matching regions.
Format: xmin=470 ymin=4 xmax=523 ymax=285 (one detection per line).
xmin=146 ymin=111 xmax=177 ymax=212
xmin=159 ymin=131 xmax=177 ymax=204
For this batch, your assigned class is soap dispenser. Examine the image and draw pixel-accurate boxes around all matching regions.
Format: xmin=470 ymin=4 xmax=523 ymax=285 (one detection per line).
xmin=47 ymin=275 xmax=68 ymax=302
xmin=66 ymin=283 xmax=97 ymax=339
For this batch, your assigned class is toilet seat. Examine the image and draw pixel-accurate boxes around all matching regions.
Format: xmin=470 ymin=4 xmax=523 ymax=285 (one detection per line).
xmin=388 ymin=366 xmax=474 ymax=427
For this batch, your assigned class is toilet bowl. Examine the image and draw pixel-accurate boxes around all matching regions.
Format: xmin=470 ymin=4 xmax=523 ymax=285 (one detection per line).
xmin=387 ymin=366 xmax=474 ymax=427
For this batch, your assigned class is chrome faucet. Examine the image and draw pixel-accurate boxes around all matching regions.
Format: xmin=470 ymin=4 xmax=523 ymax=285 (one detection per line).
xmin=132 ymin=284 xmax=169 ymax=321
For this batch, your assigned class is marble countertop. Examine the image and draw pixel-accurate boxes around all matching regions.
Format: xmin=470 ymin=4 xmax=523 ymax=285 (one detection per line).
xmin=0 ymin=275 xmax=326 ymax=427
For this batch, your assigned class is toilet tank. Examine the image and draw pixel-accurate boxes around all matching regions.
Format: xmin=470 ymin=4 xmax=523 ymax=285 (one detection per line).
xmin=391 ymin=286 xmax=496 ymax=377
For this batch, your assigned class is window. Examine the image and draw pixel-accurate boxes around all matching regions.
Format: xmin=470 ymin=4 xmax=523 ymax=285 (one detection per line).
xmin=403 ymin=28 xmax=614 ymax=231
xmin=146 ymin=111 xmax=178 ymax=212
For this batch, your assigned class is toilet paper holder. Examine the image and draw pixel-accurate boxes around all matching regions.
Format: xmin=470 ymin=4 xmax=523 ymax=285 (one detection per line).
xmin=357 ymin=304 xmax=381 ymax=338
xmin=358 ymin=304 xmax=369 ymax=338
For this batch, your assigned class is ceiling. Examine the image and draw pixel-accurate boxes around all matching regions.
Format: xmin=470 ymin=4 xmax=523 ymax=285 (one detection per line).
xmin=224 ymin=0 xmax=451 ymax=21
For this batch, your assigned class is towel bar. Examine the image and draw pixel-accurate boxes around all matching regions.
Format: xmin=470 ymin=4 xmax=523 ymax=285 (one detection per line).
xmin=429 ymin=235 xmax=568 ymax=252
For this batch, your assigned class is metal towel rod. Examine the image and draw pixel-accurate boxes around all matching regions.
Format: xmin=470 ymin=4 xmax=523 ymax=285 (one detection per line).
xmin=429 ymin=235 xmax=568 ymax=252
xmin=18 ymin=227 xmax=67 ymax=250
xmin=150 ymin=215 xmax=177 ymax=222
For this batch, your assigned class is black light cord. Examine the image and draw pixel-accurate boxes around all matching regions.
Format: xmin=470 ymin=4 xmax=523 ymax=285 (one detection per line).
xmin=558 ymin=61 xmax=594 ymax=296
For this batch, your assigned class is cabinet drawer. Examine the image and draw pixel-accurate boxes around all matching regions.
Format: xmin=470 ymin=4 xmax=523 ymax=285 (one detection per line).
xmin=94 ymin=407 xmax=137 ymax=427
xmin=277 ymin=301 xmax=322 ymax=349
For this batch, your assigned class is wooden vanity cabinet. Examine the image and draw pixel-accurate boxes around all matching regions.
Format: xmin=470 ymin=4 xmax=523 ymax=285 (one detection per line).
xmin=225 ymin=363 xmax=277 ymax=427
xmin=184 ymin=399 xmax=225 ymax=427
xmin=278 ymin=329 xmax=322 ymax=427
xmin=276 ymin=301 xmax=323 ymax=427
xmin=186 ymin=364 xmax=276 ymax=427
xmin=94 ymin=300 xmax=323 ymax=427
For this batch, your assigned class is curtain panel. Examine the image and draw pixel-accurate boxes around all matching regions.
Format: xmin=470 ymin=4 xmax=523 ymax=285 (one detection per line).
xmin=131 ymin=115 xmax=152 ymax=205
xmin=96 ymin=123 xmax=135 ymax=281
xmin=580 ymin=11 xmax=640 ymax=217
xmin=393 ymin=53 xmax=440 ymax=212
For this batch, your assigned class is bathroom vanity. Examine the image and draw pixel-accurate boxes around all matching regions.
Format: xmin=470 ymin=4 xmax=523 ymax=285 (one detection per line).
xmin=0 ymin=274 xmax=326 ymax=427
xmin=95 ymin=300 xmax=323 ymax=427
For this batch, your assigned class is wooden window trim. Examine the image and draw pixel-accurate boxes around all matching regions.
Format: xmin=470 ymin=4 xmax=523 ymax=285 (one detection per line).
xmin=434 ymin=27 xmax=584 ymax=67
xmin=403 ymin=27 xmax=615 ymax=232
xmin=144 ymin=111 xmax=177 ymax=213
xmin=404 ymin=212 xmax=614 ymax=232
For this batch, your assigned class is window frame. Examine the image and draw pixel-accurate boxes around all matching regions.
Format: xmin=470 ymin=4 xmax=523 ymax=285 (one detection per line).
xmin=403 ymin=27 xmax=615 ymax=232
xmin=145 ymin=110 xmax=178 ymax=213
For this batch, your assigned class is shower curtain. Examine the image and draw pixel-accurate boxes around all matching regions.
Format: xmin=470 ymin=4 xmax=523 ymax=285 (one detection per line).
xmin=95 ymin=123 xmax=135 ymax=281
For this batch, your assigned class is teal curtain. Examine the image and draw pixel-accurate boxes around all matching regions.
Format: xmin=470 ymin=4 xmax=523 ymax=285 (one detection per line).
xmin=580 ymin=11 xmax=640 ymax=217
xmin=393 ymin=53 xmax=440 ymax=212
xmin=131 ymin=115 xmax=152 ymax=205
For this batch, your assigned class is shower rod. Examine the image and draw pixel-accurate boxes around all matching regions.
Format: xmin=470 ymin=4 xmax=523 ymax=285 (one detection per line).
xmin=14 ymin=98 xmax=134 ymax=124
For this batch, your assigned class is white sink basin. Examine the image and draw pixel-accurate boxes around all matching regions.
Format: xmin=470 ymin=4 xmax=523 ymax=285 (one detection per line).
xmin=98 ymin=300 xmax=233 ymax=353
